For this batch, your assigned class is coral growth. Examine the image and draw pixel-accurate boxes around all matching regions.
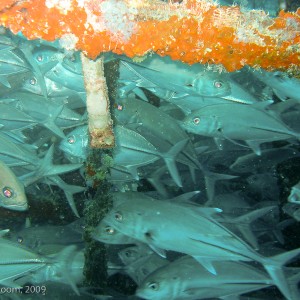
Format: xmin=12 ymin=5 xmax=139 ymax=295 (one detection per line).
xmin=0 ymin=0 xmax=299 ymax=72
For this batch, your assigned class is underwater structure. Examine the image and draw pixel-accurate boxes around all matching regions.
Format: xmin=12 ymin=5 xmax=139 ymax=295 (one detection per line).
xmin=0 ymin=0 xmax=300 ymax=299
xmin=0 ymin=0 xmax=299 ymax=71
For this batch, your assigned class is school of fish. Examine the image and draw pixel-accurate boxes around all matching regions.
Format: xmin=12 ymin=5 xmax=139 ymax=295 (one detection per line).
xmin=0 ymin=1 xmax=300 ymax=298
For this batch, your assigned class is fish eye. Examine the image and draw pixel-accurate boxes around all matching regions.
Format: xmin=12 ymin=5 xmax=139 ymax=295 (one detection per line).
xmin=214 ymin=81 xmax=223 ymax=88
xmin=193 ymin=117 xmax=200 ymax=125
xmin=29 ymin=78 xmax=37 ymax=85
xmin=17 ymin=236 xmax=23 ymax=243
xmin=117 ymin=104 xmax=123 ymax=111
xmin=36 ymin=54 xmax=43 ymax=62
xmin=114 ymin=212 xmax=123 ymax=222
xmin=147 ymin=282 xmax=159 ymax=291
xmin=2 ymin=187 xmax=14 ymax=198
xmin=274 ymin=72 xmax=286 ymax=81
xmin=67 ymin=135 xmax=76 ymax=144
xmin=105 ymin=226 xmax=115 ymax=235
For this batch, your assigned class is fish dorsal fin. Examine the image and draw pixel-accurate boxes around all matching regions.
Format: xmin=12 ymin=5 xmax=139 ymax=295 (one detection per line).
xmin=193 ymin=207 xmax=222 ymax=218
xmin=246 ymin=140 xmax=262 ymax=155
xmin=148 ymin=244 xmax=166 ymax=258
xmin=194 ymin=145 xmax=209 ymax=155
xmin=161 ymin=139 xmax=190 ymax=187
xmin=262 ymin=247 xmax=300 ymax=300
xmin=170 ymin=191 xmax=200 ymax=205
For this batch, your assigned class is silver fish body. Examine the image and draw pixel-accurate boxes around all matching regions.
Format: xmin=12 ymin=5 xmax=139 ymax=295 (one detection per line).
xmin=181 ymin=102 xmax=300 ymax=154
xmin=119 ymin=55 xmax=231 ymax=98
xmin=136 ymin=256 xmax=272 ymax=300
xmin=102 ymin=192 xmax=257 ymax=262
xmin=253 ymin=69 xmax=300 ymax=101
xmin=0 ymin=237 xmax=46 ymax=287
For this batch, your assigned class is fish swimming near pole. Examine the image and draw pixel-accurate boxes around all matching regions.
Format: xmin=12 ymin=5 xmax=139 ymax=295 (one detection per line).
xmin=102 ymin=191 xmax=300 ymax=300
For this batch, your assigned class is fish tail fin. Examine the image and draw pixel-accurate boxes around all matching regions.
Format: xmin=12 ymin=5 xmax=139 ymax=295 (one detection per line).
xmin=43 ymin=105 xmax=65 ymax=138
xmin=53 ymin=245 xmax=80 ymax=295
xmin=203 ymin=170 xmax=237 ymax=202
xmin=261 ymin=247 xmax=300 ymax=300
xmin=287 ymin=268 xmax=300 ymax=299
xmin=147 ymin=166 xmax=170 ymax=198
xmin=161 ymin=139 xmax=190 ymax=187
xmin=232 ymin=206 xmax=276 ymax=249
xmin=63 ymin=185 xmax=86 ymax=218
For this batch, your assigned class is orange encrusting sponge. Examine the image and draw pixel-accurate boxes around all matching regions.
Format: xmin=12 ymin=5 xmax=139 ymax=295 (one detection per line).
xmin=0 ymin=0 xmax=299 ymax=72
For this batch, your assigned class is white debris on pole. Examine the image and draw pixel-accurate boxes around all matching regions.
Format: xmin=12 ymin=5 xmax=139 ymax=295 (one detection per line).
xmin=81 ymin=53 xmax=115 ymax=148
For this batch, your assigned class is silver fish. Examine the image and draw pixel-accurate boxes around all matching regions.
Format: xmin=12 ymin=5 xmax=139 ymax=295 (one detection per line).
xmin=43 ymin=175 xmax=86 ymax=218
xmin=136 ymin=256 xmax=273 ymax=300
xmin=0 ymin=101 xmax=38 ymax=131
xmin=102 ymin=191 xmax=300 ymax=300
xmin=19 ymin=144 xmax=82 ymax=187
xmin=0 ymin=132 xmax=38 ymax=166
xmin=0 ymin=237 xmax=46 ymax=287
xmin=0 ymin=160 xmax=28 ymax=211
xmin=230 ymin=147 xmax=300 ymax=173
xmin=118 ymin=244 xmax=153 ymax=266
xmin=9 ymin=222 xmax=83 ymax=252
xmin=119 ymin=55 xmax=231 ymax=98
xmin=45 ymin=61 xmax=85 ymax=93
xmin=18 ymin=246 xmax=84 ymax=292
xmin=92 ymin=220 xmax=137 ymax=245
xmin=8 ymin=91 xmax=84 ymax=129
xmin=0 ymin=237 xmax=81 ymax=294
xmin=180 ymin=101 xmax=300 ymax=155
xmin=114 ymin=97 xmax=201 ymax=180
xmin=60 ymin=125 xmax=191 ymax=187
xmin=253 ymin=69 xmax=300 ymax=101
xmin=109 ymin=253 xmax=169 ymax=285
xmin=21 ymin=75 xmax=86 ymax=109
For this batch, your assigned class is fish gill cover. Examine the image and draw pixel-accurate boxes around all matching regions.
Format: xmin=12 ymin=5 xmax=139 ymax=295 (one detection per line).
xmin=0 ymin=0 xmax=300 ymax=299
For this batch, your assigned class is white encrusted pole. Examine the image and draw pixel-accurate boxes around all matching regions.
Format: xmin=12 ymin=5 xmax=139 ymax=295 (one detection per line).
xmin=81 ymin=53 xmax=114 ymax=149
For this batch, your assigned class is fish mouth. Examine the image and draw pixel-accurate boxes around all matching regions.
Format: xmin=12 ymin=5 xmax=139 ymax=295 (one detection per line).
xmin=8 ymin=202 xmax=28 ymax=211
xmin=135 ymin=288 xmax=148 ymax=298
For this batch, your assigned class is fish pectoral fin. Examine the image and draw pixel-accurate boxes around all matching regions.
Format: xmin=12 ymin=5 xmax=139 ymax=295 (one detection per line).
xmin=161 ymin=139 xmax=190 ymax=187
xmin=192 ymin=207 xmax=223 ymax=219
xmin=192 ymin=256 xmax=217 ymax=275
xmin=246 ymin=140 xmax=262 ymax=155
xmin=132 ymin=87 xmax=148 ymax=102
xmin=213 ymin=137 xmax=225 ymax=150
xmin=171 ymin=191 xmax=200 ymax=205
xmin=0 ymin=279 xmax=22 ymax=288
xmin=0 ymin=75 xmax=11 ymax=88
xmin=148 ymin=244 xmax=166 ymax=258
xmin=204 ymin=170 xmax=238 ymax=201
xmin=183 ymin=287 xmax=203 ymax=296
xmin=125 ymin=166 xmax=140 ymax=180
xmin=43 ymin=105 xmax=65 ymax=138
